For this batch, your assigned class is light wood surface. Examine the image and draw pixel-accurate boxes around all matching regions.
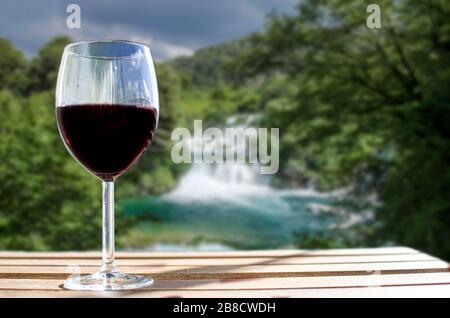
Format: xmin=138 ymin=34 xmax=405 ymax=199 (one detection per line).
xmin=0 ymin=247 xmax=448 ymax=298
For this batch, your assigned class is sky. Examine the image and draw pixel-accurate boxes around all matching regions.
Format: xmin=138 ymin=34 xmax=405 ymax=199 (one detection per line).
xmin=0 ymin=0 xmax=298 ymax=61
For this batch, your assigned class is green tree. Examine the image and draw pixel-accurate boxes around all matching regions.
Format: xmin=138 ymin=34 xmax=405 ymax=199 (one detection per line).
xmin=236 ymin=0 xmax=450 ymax=259
xmin=0 ymin=38 xmax=27 ymax=92
xmin=24 ymin=36 xmax=71 ymax=94
xmin=0 ymin=90 xmax=107 ymax=250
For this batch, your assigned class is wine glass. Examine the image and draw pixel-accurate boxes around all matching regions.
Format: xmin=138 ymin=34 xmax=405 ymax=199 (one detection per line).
xmin=56 ymin=40 xmax=159 ymax=290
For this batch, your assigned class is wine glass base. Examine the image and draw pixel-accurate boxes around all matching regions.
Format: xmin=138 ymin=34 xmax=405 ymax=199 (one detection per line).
xmin=64 ymin=271 xmax=153 ymax=291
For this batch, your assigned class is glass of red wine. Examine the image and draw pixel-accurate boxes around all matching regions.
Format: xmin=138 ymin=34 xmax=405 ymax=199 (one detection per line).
xmin=56 ymin=40 xmax=159 ymax=290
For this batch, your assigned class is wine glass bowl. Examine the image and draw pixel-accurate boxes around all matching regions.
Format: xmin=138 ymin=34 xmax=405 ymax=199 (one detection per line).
xmin=56 ymin=40 xmax=159 ymax=290
xmin=57 ymin=103 xmax=158 ymax=181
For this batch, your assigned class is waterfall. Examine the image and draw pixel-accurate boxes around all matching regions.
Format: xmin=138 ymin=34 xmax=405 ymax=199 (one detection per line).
xmin=164 ymin=119 xmax=273 ymax=202
xmin=164 ymin=117 xmax=342 ymax=203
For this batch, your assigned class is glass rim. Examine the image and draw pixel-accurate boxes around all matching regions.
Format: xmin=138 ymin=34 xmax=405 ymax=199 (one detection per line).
xmin=64 ymin=40 xmax=152 ymax=60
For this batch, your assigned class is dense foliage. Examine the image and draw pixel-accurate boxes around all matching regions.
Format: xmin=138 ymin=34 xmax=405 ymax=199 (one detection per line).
xmin=169 ymin=38 xmax=247 ymax=87
xmin=0 ymin=39 xmax=26 ymax=93
xmin=0 ymin=36 xmax=183 ymax=250
xmin=234 ymin=0 xmax=450 ymax=259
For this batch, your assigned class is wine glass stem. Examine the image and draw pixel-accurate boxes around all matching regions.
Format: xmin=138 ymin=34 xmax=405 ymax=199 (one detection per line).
xmin=100 ymin=180 xmax=117 ymax=273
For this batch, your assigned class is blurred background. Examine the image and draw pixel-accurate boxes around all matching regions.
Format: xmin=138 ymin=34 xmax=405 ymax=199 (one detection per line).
xmin=0 ymin=0 xmax=449 ymax=260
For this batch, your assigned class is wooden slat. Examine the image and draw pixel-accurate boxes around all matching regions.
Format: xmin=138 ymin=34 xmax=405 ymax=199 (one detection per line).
xmin=1 ymin=284 xmax=450 ymax=298
xmin=0 ymin=253 xmax=436 ymax=266
xmin=0 ymin=260 xmax=447 ymax=280
xmin=0 ymin=247 xmax=419 ymax=259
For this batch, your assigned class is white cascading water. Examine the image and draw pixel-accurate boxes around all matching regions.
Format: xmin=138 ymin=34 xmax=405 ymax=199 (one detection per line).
xmin=164 ymin=121 xmax=273 ymax=202
xmin=163 ymin=117 xmax=341 ymax=204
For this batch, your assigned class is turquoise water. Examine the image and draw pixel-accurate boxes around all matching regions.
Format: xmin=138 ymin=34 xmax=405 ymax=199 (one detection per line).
xmin=121 ymin=125 xmax=346 ymax=250
xmin=122 ymin=190 xmax=342 ymax=249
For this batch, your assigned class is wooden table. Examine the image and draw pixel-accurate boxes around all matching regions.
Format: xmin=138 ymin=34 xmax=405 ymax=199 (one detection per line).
xmin=0 ymin=247 xmax=449 ymax=297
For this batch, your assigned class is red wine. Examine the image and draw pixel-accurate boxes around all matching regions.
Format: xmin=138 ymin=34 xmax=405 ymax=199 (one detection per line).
xmin=57 ymin=104 xmax=158 ymax=181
